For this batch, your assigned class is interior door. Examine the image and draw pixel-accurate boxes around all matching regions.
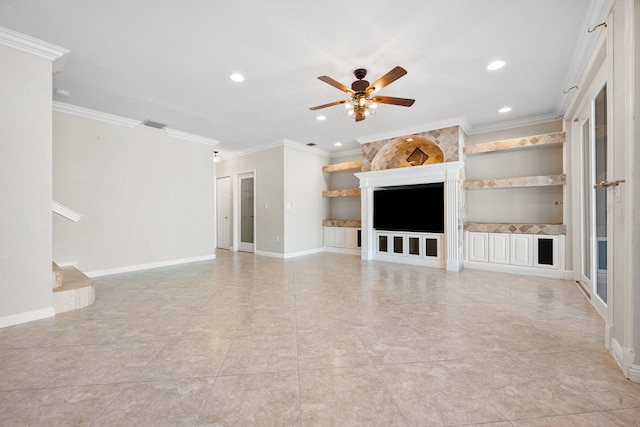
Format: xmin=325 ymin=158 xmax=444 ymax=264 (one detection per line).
xmin=578 ymin=82 xmax=610 ymax=319
xmin=237 ymin=173 xmax=255 ymax=253
xmin=216 ymin=177 xmax=231 ymax=250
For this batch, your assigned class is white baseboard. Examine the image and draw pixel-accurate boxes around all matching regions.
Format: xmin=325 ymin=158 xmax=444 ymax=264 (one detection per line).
xmin=284 ymin=247 xmax=325 ymax=259
xmin=464 ymin=260 xmax=572 ymax=279
xmin=609 ymin=337 xmax=640 ymax=383
xmin=255 ymin=247 xmax=325 ymax=259
xmin=85 ymin=254 xmax=215 ymax=277
xmin=254 ymin=250 xmax=284 ymax=259
xmin=0 ymin=307 xmax=55 ymax=329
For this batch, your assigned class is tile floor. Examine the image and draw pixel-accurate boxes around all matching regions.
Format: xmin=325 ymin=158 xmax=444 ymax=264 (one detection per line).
xmin=1 ymin=251 xmax=639 ymax=426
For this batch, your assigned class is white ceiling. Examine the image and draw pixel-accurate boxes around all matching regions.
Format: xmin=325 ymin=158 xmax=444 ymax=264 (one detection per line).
xmin=0 ymin=1 xmax=609 ymax=156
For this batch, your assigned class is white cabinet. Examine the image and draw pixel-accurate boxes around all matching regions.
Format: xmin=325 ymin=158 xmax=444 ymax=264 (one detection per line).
xmin=468 ymin=232 xmax=489 ymax=262
xmin=533 ymin=235 xmax=558 ymax=269
xmin=489 ymin=233 xmax=510 ymax=264
xmin=324 ymin=227 xmax=361 ymax=251
xmin=465 ymin=231 xmax=561 ymax=273
xmin=510 ymin=234 xmax=534 ymax=266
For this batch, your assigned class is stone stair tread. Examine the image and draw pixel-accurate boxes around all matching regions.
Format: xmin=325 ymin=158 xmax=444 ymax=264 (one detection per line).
xmin=54 ymin=266 xmax=94 ymax=292
xmin=52 ymin=262 xmax=63 ymax=290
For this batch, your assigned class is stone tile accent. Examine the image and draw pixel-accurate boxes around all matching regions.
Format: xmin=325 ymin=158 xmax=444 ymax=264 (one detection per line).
xmin=322 ymin=189 xmax=361 ymax=197
xmin=464 ymin=223 xmax=566 ymax=235
xmin=322 ymin=220 xmax=362 ymax=227
xmin=464 ymin=174 xmax=566 ymax=189
xmin=361 ymin=126 xmax=461 ymax=172
xmin=464 ymin=132 xmax=566 ymax=155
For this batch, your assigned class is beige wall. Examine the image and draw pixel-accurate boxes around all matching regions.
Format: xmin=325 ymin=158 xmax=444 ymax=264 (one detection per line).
xmin=216 ymin=145 xmax=285 ymax=255
xmin=0 ymin=45 xmax=53 ymax=319
xmin=53 ymin=113 xmax=216 ymax=273
xmin=283 ymin=145 xmax=330 ymax=254
xmin=327 ymin=152 xmax=361 ymax=221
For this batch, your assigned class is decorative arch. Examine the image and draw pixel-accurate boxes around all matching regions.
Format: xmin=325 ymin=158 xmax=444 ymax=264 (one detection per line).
xmin=370 ymin=135 xmax=444 ymax=171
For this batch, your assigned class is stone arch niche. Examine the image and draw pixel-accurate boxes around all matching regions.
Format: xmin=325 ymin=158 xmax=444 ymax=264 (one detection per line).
xmin=370 ymin=136 xmax=444 ymax=171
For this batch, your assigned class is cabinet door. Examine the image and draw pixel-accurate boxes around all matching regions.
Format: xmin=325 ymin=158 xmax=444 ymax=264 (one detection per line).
xmin=489 ymin=233 xmax=510 ymax=264
xmin=534 ymin=235 xmax=558 ymax=269
xmin=334 ymin=227 xmax=345 ymax=248
xmin=344 ymin=228 xmax=357 ymax=249
xmin=510 ymin=234 xmax=533 ymax=266
xmin=468 ymin=232 xmax=488 ymax=262
xmin=324 ymin=227 xmax=335 ymax=247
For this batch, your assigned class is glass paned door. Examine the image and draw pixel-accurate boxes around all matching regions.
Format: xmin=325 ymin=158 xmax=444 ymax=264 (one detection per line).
xmin=579 ymin=83 xmax=609 ymax=318
xmin=593 ymin=85 xmax=607 ymax=303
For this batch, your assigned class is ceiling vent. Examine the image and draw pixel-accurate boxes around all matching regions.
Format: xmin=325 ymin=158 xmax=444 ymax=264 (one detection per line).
xmin=142 ymin=119 xmax=167 ymax=129
xmin=306 ymin=143 xmax=317 ymax=147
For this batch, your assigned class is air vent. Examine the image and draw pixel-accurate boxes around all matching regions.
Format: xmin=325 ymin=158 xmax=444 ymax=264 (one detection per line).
xmin=142 ymin=119 xmax=167 ymax=129
xmin=307 ymin=143 xmax=316 ymax=147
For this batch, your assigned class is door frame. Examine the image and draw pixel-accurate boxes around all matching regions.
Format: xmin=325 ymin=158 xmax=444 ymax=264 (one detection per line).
xmin=233 ymin=169 xmax=256 ymax=253
xmin=216 ymin=176 xmax=231 ymax=250
xmin=568 ymin=37 xmax=614 ymax=342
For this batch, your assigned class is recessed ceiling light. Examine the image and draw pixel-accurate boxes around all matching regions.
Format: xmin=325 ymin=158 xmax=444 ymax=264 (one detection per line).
xmin=499 ymin=107 xmax=512 ymax=113
xmin=406 ymin=137 xmax=414 ymax=142
xmin=229 ymin=73 xmax=245 ymax=82
xmin=316 ymin=115 xmax=326 ymax=121
xmin=487 ymin=60 xmax=506 ymax=71
xmin=334 ymin=142 xmax=342 ymax=147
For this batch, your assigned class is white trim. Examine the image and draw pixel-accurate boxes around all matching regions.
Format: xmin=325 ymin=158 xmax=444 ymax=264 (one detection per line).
xmin=0 ymin=307 xmax=55 ymax=329
xmin=85 ymin=254 xmax=215 ymax=278
xmin=464 ymin=260 xmax=572 ymax=279
xmin=164 ymin=128 xmax=220 ymax=147
xmin=254 ymin=250 xmax=284 ymax=259
xmin=224 ymin=138 xmax=331 ymax=160
xmin=0 ymin=26 xmax=69 ymax=65
xmin=610 ymin=337 xmax=626 ymax=371
xmin=53 ymin=101 xmax=140 ymax=128
xmin=52 ymin=200 xmax=81 ymax=222
xmin=284 ymin=247 xmax=326 ymax=259
xmin=466 ymin=113 xmax=561 ymax=135
xmin=554 ymin=0 xmax=615 ymax=117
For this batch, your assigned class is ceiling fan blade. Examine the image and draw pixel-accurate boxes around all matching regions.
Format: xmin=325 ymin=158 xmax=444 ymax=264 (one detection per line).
xmin=372 ymin=95 xmax=415 ymax=107
xmin=317 ymin=76 xmax=354 ymax=94
xmin=367 ymin=66 xmax=407 ymax=93
xmin=309 ymin=100 xmax=348 ymax=111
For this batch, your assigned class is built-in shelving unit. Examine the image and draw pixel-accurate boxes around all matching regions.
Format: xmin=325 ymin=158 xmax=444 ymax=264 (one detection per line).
xmin=463 ymin=130 xmax=567 ymax=277
xmin=323 ymin=160 xmax=362 ymax=252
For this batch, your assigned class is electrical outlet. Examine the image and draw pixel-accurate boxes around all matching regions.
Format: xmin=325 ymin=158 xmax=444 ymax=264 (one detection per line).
xmin=150 ymin=242 xmax=156 ymax=249
xmin=275 ymin=236 xmax=279 ymax=242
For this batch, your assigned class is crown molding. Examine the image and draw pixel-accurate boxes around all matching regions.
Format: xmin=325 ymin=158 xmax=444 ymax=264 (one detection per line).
xmin=53 ymin=101 xmax=140 ymax=128
xmin=0 ymin=26 xmax=69 ymax=61
xmin=355 ymin=116 xmax=471 ymax=145
xmin=554 ymin=0 xmax=615 ymax=117
xmin=466 ymin=113 xmax=561 ymax=135
xmin=282 ymin=138 xmax=331 ymax=157
xmin=165 ymin=128 xmax=220 ymax=147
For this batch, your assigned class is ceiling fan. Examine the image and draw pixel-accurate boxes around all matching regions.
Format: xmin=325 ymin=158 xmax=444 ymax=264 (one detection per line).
xmin=310 ymin=66 xmax=415 ymax=122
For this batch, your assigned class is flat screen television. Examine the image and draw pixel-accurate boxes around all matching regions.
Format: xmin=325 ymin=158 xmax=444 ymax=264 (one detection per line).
xmin=373 ymin=183 xmax=444 ymax=233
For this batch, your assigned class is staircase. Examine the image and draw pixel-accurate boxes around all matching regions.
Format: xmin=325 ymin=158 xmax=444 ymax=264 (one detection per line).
xmin=52 ymin=262 xmax=95 ymax=313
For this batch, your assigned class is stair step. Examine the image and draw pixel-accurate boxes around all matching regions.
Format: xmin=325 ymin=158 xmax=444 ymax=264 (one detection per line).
xmin=53 ymin=266 xmax=95 ymax=314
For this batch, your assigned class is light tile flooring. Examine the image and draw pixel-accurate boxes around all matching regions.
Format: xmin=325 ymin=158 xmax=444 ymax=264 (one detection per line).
xmin=1 ymin=251 xmax=639 ymax=426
